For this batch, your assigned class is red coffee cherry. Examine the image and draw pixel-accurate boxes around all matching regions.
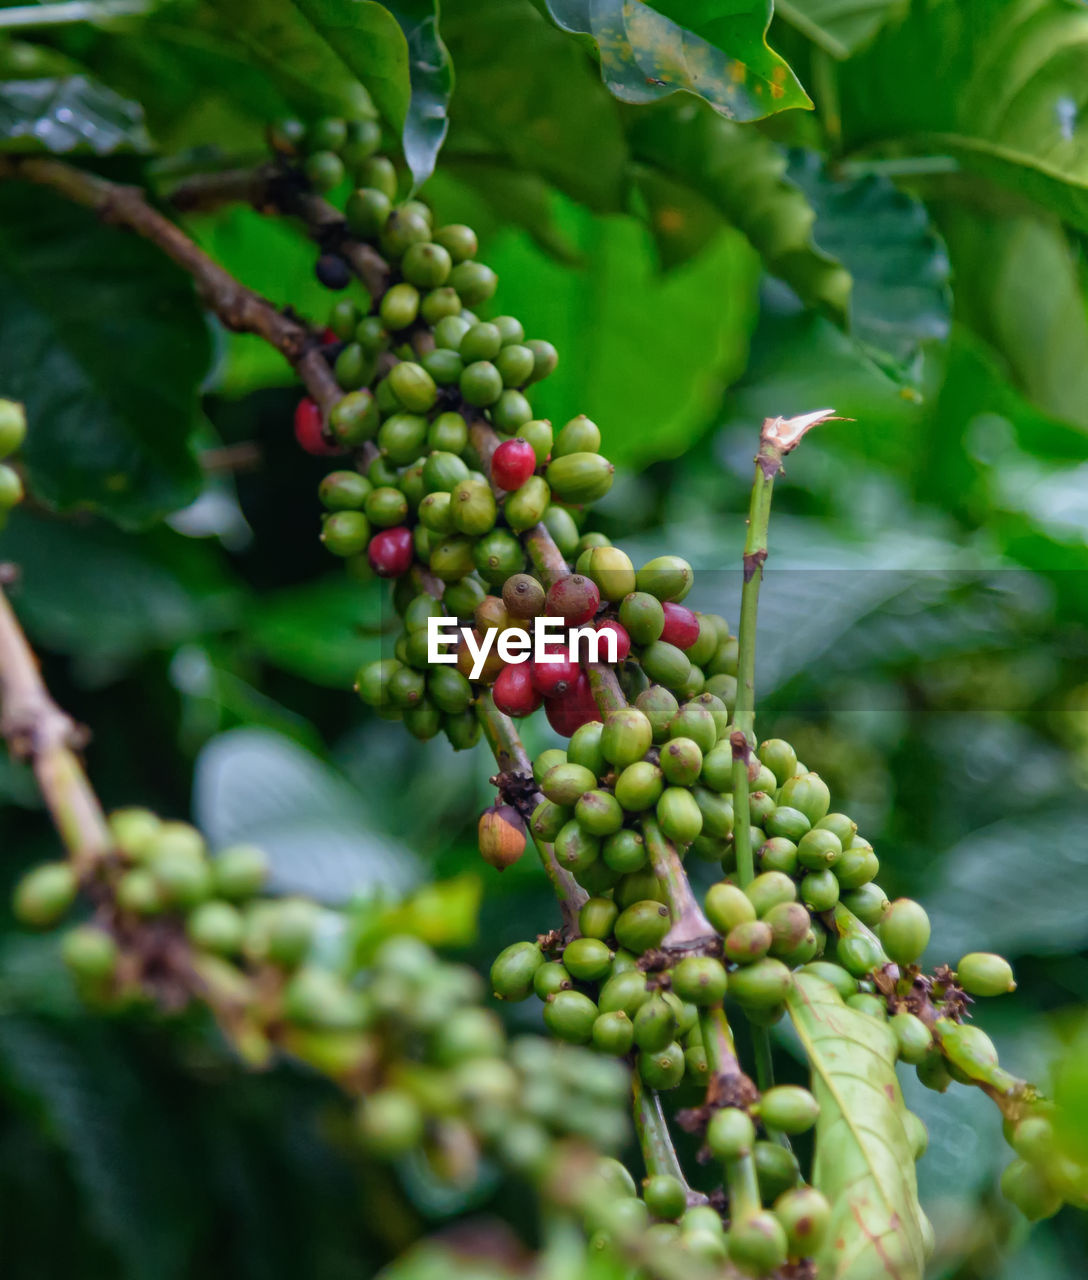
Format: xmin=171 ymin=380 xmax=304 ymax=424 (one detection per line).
xmin=367 ymin=527 xmax=413 ymax=577
xmin=493 ymin=661 xmax=542 ymax=717
xmin=660 ymin=602 xmax=700 ymax=650
xmin=293 ymin=397 xmax=343 ymax=456
xmin=593 ymin=618 xmax=631 ymax=662
xmin=545 ymin=574 xmax=600 ymax=626
xmin=545 ymin=672 xmax=601 ymax=736
xmin=531 ymin=650 xmax=580 ymax=698
xmin=491 ymin=438 xmax=537 ymax=491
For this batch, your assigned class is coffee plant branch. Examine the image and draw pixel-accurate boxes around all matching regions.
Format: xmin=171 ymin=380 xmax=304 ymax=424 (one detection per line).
xmin=0 ymin=155 xmax=343 ymax=416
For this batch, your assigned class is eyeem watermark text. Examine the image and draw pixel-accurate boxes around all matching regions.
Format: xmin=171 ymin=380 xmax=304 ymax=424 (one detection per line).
xmin=427 ymin=616 xmax=618 ymax=680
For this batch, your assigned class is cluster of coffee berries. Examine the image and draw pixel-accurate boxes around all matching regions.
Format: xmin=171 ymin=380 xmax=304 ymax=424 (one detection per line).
xmin=0 ymin=399 xmax=26 ymax=527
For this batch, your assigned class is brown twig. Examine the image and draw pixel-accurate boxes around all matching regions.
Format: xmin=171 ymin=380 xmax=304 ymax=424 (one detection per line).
xmin=0 ymin=578 xmax=110 ymax=873
xmin=0 ymin=156 xmax=343 ymax=418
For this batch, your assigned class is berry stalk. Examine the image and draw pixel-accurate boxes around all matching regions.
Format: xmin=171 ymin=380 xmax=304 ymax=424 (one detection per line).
xmin=633 ymin=1073 xmax=693 ymax=1186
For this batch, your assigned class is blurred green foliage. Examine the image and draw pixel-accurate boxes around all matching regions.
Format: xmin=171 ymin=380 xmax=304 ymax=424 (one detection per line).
xmin=0 ymin=0 xmax=1087 ymax=1276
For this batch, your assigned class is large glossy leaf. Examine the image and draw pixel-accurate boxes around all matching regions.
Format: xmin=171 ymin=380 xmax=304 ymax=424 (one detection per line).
xmin=0 ymin=184 xmax=209 ymax=528
xmin=0 ymin=75 xmax=149 ymax=154
xmin=923 ymin=807 xmax=1088 ymax=959
xmin=629 ymin=103 xmax=851 ymax=316
xmin=786 ymin=149 xmax=950 ymax=374
xmin=937 ymin=208 xmax=1088 ymax=433
xmin=293 ymin=0 xmax=452 ymax=186
xmin=787 ymin=972 xmax=927 ymax=1280
xmin=193 ymin=727 xmax=422 ymax=902
xmin=841 ymin=0 xmax=1088 ymax=232
xmin=483 ymin=198 xmax=759 ymax=468
xmin=775 ymin=0 xmax=906 ymax=58
xmin=442 ymin=0 xmax=627 ymax=210
xmin=544 ymin=0 xmax=810 ymax=119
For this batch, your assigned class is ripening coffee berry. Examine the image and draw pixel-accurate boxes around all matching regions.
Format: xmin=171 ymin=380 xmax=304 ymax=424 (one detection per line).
xmin=520 ymin=417 xmax=554 ymax=463
xmin=545 ymin=574 xmax=600 ymax=626
xmin=670 ymin=956 xmax=727 ymax=1006
xmin=492 ymin=438 xmax=537 ymax=491
xmin=635 ymin=556 xmax=694 ymax=603
xmin=503 ymin=572 xmax=545 ymax=618
xmin=13 ymin=862 xmax=78 ymax=927
xmin=545 ymin=452 xmax=614 ymax=504
xmin=388 ymin=361 xmax=437 ymax=413
xmin=61 ymin=925 xmax=118 ymax=982
xmin=319 ymin=471 xmax=372 ymax=511
xmin=745 ymin=871 xmax=797 ymax=916
xmin=367 ymin=527 xmax=413 ymax=577
xmin=659 ymin=737 xmax=702 ymax=786
xmin=542 ymin=761 xmax=597 ymax=805
xmin=729 ymin=1211 xmax=788 ymax=1277
xmin=619 ymin=592 xmax=665 ymax=645
xmin=705 ymin=882 xmax=756 ymax=934
xmin=773 ymin=1187 xmax=831 ymax=1257
xmin=879 ymin=898 xmax=931 ymax=965
xmin=575 ymin=790 xmax=624 ymax=836
xmin=601 ymin=707 xmax=653 ymax=767
xmin=321 ymin=511 xmax=370 ymax=557
xmin=531 ymin=652 xmax=580 ymax=699
xmin=660 ymin=602 xmax=700 ymax=650
xmin=545 ymin=674 xmax=601 ymax=737
xmin=635 ymin=685 xmax=679 ymax=742
xmin=293 ymin=397 xmax=341 ymax=455
xmin=478 ymin=803 xmax=528 ymax=870
xmin=724 ymin=920 xmax=773 ymax=964
xmin=758 ymin=1085 xmax=819 ymax=1134
xmin=763 ymin=901 xmax=811 ymax=956
xmin=956 ymin=952 xmax=1016 ymax=997
xmin=707 ymin=1106 xmax=755 ymax=1160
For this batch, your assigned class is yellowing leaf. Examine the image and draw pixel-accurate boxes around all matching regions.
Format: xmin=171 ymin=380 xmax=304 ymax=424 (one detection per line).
xmin=786 ymin=973 xmax=928 ymax=1280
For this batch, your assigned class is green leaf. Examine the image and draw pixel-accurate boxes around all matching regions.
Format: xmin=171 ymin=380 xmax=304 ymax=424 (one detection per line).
xmin=383 ymin=1 xmax=454 ymax=188
xmin=775 ymin=0 xmax=906 ymax=59
xmin=841 ymin=0 xmax=1088 ymax=232
xmin=923 ymin=808 xmax=1088 ymax=959
xmin=629 ymin=102 xmax=851 ymax=317
xmin=787 ymin=972 xmax=928 ymax=1280
xmin=483 ymin=196 xmax=760 ymax=468
xmin=544 ymin=0 xmax=810 ymax=119
xmin=0 ymin=183 xmax=209 ymax=528
xmin=936 ymin=209 xmax=1088 ymax=433
xmin=0 ymin=75 xmax=149 ymax=154
xmin=785 ymin=148 xmax=950 ymax=375
xmin=291 ymin=0 xmax=453 ymax=186
xmin=194 ymin=727 xmax=422 ymax=902
xmin=442 ymin=0 xmax=627 ymax=210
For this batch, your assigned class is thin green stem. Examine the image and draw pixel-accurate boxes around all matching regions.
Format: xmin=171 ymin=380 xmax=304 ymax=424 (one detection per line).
xmin=633 ymin=1075 xmax=689 ymax=1184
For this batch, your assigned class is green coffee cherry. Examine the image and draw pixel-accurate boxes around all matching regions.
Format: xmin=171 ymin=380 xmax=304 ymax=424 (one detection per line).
xmin=13 ymin=861 xmax=78 ymax=927
xmin=890 ymin=1011 xmax=932 ymax=1064
xmin=758 ymin=1085 xmax=819 ymax=1134
xmin=777 ymin=772 xmax=831 ymax=825
xmin=530 ymin=800 xmax=569 ymax=842
xmin=636 ymin=556 xmax=694 ymax=603
xmin=746 ymin=871 xmax=797 ymax=916
xmin=762 ymin=902 xmax=810 ymax=956
xmin=598 ymin=968 xmax=650 ymax=1017
xmin=0 ymin=399 xmax=27 ymax=457
xmin=321 ymin=511 xmax=370 ymax=557
xmin=491 ymin=940 xmax=543 ymax=1000
xmin=656 ymin=787 xmax=703 ymax=844
xmin=534 ymin=961 xmax=571 ymax=998
xmin=670 ymin=955 xmax=727 ymax=1006
xmin=614 ymin=762 xmax=664 ymax=812
xmin=638 ymin=1041 xmax=685 ymax=1090
xmin=692 ymin=787 xmax=733 ymax=839
xmin=835 ymin=845 xmax=880 ymax=890
xmin=359 ymin=1088 xmax=424 ymax=1157
xmin=916 ymin=1049 xmax=953 ymax=1093
xmin=635 ymin=685 xmax=679 ymax=741
xmin=956 ymin=951 xmax=1016 ymax=997
xmin=659 ymin=737 xmax=702 ymax=786
xmin=837 ymin=932 xmax=884 ymax=978
xmin=634 ymin=991 xmax=679 ymax=1051
xmin=545 ymin=452 xmax=614 ymax=503
xmin=433 ymin=223 xmax=478 ymax=262
xmin=542 ymin=762 xmax=597 ymax=805
xmin=764 ymin=805 xmax=810 ymax=842
xmin=61 ymin=924 xmax=118 ymax=982
xmin=729 ymin=1211 xmax=788 ymax=1276
xmin=614 ymin=899 xmax=671 ymax=953
xmin=773 ymin=1186 xmax=830 ymax=1257
xmin=187 ymin=900 xmax=245 ymax=955
xmin=756 ymin=738 xmax=797 ymax=787
xmin=1001 ymin=1158 xmax=1062 ymax=1221
xmin=379 ymin=282 xmax=420 ymax=330
xmin=601 ymin=707 xmax=653 ymax=768
xmin=449 ymin=478 xmax=497 ymax=536
xmin=401 ymin=240 xmax=451 ymax=288
xmin=579 ymin=896 xmax=619 ymax=940
xmin=526 ymin=339 xmax=558 ymax=382
xmin=563 ymin=937 xmax=614 ymax=982
xmin=728 ymin=958 xmax=792 ymax=1008
xmin=432 ymin=1007 xmax=505 ymax=1065
xmin=116 ymin=867 xmax=164 ymax=915
xmin=504 ymin=475 xmax=551 ymax=531
xmin=796 ymin=828 xmax=842 ymax=870
xmin=619 ymin=592 xmax=665 ymax=645
xmin=543 ymin=989 xmax=598 ymax=1043
xmin=602 ymin=828 xmax=646 ymax=873
xmin=724 ymin=920 xmax=773 ymax=964
xmin=879 ymin=899 xmax=931 ymax=965
xmin=841 ymin=883 xmax=889 ymax=927
xmin=640 ymin=641 xmax=691 ymax=691
xmin=553 ymin=820 xmax=600 ymax=874
xmin=705 ymin=882 xmax=756 ymax=934
xmin=801 ymin=868 xmax=840 ymax=913
xmin=643 ymin=1173 xmax=687 ymax=1221
xmin=801 ymin=961 xmax=858 ymax=999
xmin=575 ymin=790 xmax=624 ymax=836
xmin=706 ymin=1106 xmax=755 ymax=1160
xmin=388 ymin=361 xmax=437 ymax=413
xmin=449 ymin=260 xmax=497 ymax=305
xmin=592 ymin=1010 xmax=634 ymax=1055
xmin=1011 ymin=1114 xmax=1055 ymax=1166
